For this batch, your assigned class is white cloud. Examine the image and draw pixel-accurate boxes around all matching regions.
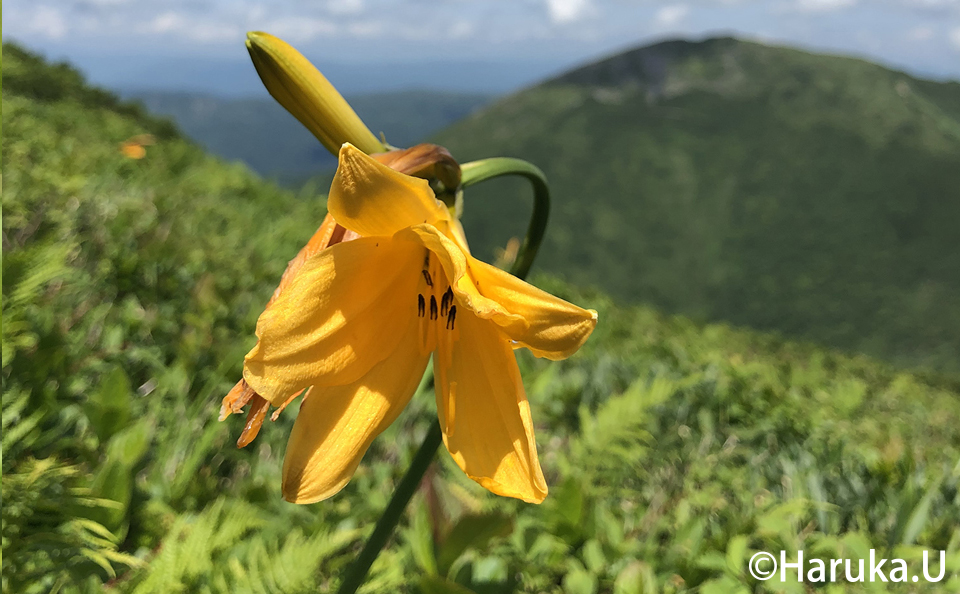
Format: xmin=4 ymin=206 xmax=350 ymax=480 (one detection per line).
xmin=261 ymin=17 xmax=337 ymax=42
xmin=794 ymin=0 xmax=858 ymax=12
xmin=82 ymin=0 xmax=131 ymax=6
xmin=142 ymin=11 xmax=239 ymax=42
xmin=545 ymin=0 xmax=592 ymax=24
xmin=901 ymin=0 xmax=960 ymax=8
xmin=950 ymin=26 xmax=960 ymax=50
xmin=347 ymin=21 xmax=384 ymax=38
xmin=906 ymin=26 xmax=934 ymax=41
xmin=448 ymin=20 xmax=475 ymax=40
xmin=656 ymin=4 xmax=690 ymax=27
xmin=15 ymin=5 xmax=69 ymax=39
xmin=3 ymin=0 xmax=959 ymax=82
xmin=146 ymin=12 xmax=182 ymax=35
xmin=327 ymin=0 xmax=365 ymax=16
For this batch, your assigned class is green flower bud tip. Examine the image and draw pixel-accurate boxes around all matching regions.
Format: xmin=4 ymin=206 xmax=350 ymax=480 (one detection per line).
xmin=245 ymin=31 xmax=386 ymax=156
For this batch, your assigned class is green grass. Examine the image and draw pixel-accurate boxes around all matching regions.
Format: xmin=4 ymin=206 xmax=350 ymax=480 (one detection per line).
xmin=433 ymin=37 xmax=960 ymax=374
xmin=3 ymin=42 xmax=959 ymax=594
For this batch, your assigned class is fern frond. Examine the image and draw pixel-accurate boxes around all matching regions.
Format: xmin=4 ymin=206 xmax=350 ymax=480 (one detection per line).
xmin=1 ymin=456 xmax=140 ymax=593
xmin=128 ymin=498 xmax=360 ymax=594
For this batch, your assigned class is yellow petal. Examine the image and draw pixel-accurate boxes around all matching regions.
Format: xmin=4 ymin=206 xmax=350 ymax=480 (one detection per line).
xmin=328 ymin=144 xmax=451 ymax=238
xmin=399 ymin=224 xmax=596 ymax=359
xmin=243 ymin=235 xmax=423 ymax=404
xmin=467 ymin=258 xmax=598 ymax=360
xmin=434 ymin=307 xmax=548 ymax=503
xmin=282 ymin=315 xmax=429 ymax=503
xmin=448 ymin=219 xmax=471 ymax=255
xmin=266 ymin=213 xmax=341 ymax=309
xmin=245 ymin=32 xmax=385 ymax=156
xmin=396 ymin=224 xmax=525 ymax=330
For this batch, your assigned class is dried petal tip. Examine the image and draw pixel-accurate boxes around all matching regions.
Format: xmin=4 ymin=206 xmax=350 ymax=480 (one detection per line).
xmin=237 ymin=394 xmax=271 ymax=448
xmin=219 ymin=379 xmax=256 ymax=421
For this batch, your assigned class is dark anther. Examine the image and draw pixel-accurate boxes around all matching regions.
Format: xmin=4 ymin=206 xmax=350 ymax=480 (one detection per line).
xmin=429 ymin=296 xmax=438 ymax=320
xmin=446 ymin=305 xmax=457 ymax=330
xmin=440 ymin=287 xmax=453 ymax=316
xmin=422 ymin=270 xmax=433 ymax=287
xmin=423 ymin=251 xmax=430 ymax=268
xmin=418 ymin=294 xmax=425 ymax=317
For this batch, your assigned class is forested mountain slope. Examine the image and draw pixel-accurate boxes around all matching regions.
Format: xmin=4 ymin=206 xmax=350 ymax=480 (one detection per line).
xmin=435 ymin=37 xmax=960 ymax=372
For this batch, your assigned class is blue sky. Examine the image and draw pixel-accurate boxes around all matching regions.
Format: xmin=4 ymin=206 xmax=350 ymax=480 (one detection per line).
xmin=4 ymin=0 xmax=960 ymax=96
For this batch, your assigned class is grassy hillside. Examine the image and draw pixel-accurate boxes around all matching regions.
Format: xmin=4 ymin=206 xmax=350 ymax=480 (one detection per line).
xmin=129 ymin=89 xmax=490 ymax=184
xmin=434 ymin=37 xmax=960 ymax=373
xmin=3 ymin=43 xmax=959 ymax=594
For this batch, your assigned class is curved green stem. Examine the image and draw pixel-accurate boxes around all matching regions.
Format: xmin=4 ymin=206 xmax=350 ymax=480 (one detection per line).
xmin=336 ymin=158 xmax=550 ymax=594
xmin=460 ymin=158 xmax=550 ymax=280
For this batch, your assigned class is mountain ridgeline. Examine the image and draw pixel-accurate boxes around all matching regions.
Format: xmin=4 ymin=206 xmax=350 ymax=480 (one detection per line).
xmin=128 ymin=89 xmax=490 ymax=185
xmin=435 ymin=37 xmax=960 ymax=373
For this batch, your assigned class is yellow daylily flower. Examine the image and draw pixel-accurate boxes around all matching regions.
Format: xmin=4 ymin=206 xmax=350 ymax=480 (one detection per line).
xmin=222 ymin=144 xmax=597 ymax=505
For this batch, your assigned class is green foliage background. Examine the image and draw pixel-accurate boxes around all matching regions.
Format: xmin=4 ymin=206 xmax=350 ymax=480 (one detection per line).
xmin=3 ymin=43 xmax=959 ymax=594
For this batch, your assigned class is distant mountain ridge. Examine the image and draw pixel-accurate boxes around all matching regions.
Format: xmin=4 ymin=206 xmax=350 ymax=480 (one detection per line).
xmin=551 ymin=37 xmax=960 ymax=115
xmin=128 ymin=89 xmax=490 ymax=184
xmin=434 ymin=36 xmax=960 ymax=372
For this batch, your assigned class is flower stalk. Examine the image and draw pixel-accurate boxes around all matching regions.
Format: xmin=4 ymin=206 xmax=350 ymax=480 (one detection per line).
xmin=336 ymin=421 xmax=443 ymax=594
xmin=460 ymin=158 xmax=550 ymax=279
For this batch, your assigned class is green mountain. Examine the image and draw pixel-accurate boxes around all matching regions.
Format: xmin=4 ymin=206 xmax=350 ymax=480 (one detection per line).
xmin=129 ymin=89 xmax=490 ymax=184
xmin=435 ymin=37 xmax=960 ymax=373
xmin=4 ymin=43 xmax=960 ymax=594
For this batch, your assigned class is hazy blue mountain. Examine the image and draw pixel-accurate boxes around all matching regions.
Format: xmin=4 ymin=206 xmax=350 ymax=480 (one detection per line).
xmin=128 ymin=89 xmax=491 ymax=184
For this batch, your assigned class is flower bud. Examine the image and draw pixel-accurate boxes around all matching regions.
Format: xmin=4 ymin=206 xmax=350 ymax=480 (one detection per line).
xmin=245 ymin=31 xmax=385 ymax=156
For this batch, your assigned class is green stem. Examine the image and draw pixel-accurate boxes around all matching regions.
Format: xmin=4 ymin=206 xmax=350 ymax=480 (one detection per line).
xmin=460 ymin=158 xmax=550 ymax=280
xmin=336 ymin=157 xmax=549 ymax=594
xmin=336 ymin=421 xmax=443 ymax=594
